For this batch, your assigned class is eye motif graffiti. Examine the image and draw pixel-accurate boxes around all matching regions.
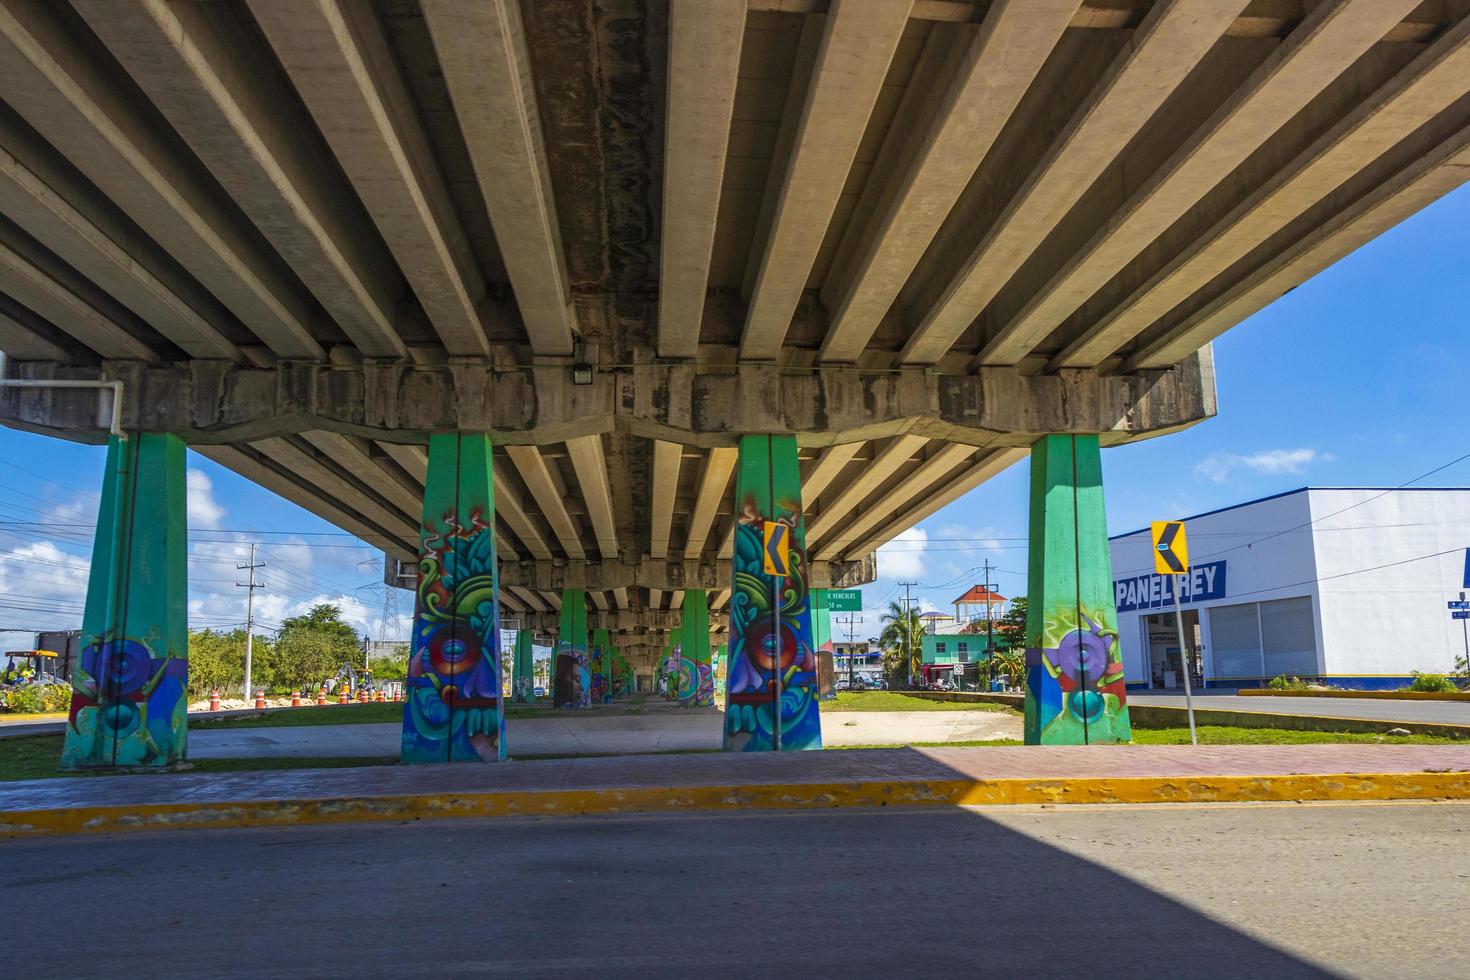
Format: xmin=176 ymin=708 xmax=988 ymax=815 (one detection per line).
xmin=675 ymin=651 xmax=712 ymax=707
xmin=63 ymin=636 xmax=187 ymax=768
xmin=1027 ymin=605 xmax=1130 ymax=744
xmin=724 ymin=504 xmax=822 ymax=751
xmin=402 ymin=509 xmax=504 ymax=763
xmin=553 ymin=647 xmax=590 ymax=708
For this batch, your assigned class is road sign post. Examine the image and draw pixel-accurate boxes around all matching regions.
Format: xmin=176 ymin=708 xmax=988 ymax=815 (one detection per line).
xmin=1152 ymin=520 xmax=1198 ymax=746
xmin=763 ymin=520 xmax=791 ymax=751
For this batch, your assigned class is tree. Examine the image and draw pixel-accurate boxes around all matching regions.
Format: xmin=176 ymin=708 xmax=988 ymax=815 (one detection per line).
xmin=187 ymin=628 xmax=248 ymax=699
xmin=995 ymin=595 xmax=1027 ymax=651
xmin=990 ymin=648 xmax=1025 ymax=689
xmin=878 ymin=600 xmax=926 ymax=688
xmin=265 ymin=604 xmax=361 ymax=694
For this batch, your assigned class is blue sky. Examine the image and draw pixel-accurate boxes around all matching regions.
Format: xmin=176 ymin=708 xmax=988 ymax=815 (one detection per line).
xmin=1 ymin=182 xmax=1467 ymax=651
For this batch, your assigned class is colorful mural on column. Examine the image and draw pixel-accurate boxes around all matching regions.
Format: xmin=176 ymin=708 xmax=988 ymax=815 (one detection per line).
xmin=591 ymin=628 xmax=613 ymax=703
xmin=553 ymin=591 xmax=590 ymax=708
xmin=511 ymin=630 xmax=534 ymax=703
xmin=401 ymin=433 xmax=505 ymax=763
xmin=681 ymin=589 xmax=714 ymax=707
xmin=810 ymin=589 xmax=837 ymax=700
xmin=714 ymin=643 xmax=727 ymax=699
xmin=1024 ymin=434 xmax=1131 ymax=745
xmin=723 ymin=435 xmax=822 ymax=751
xmin=62 ymin=434 xmax=188 ymax=769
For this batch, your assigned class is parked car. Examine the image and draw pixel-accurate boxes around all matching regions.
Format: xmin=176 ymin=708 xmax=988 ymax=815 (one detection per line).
xmin=533 ymin=686 xmax=546 ymax=698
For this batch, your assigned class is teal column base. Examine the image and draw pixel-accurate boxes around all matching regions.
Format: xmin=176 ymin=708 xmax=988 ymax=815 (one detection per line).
xmin=723 ymin=435 xmax=822 ymax=751
xmin=679 ymin=589 xmax=713 ymax=707
xmin=553 ymin=590 xmax=589 ymax=708
xmin=61 ymin=434 xmax=188 ymax=770
xmin=1023 ymin=435 xmax=1132 ymax=745
xmin=401 ymin=433 xmax=505 ymax=763
xmin=511 ymin=630 xmax=534 ymax=703
xmin=811 ymin=589 xmax=836 ymax=700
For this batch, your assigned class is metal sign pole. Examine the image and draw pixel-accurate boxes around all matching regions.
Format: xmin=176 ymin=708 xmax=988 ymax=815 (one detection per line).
xmin=772 ymin=571 xmax=783 ymax=751
xmin=1171 ymin=574 xmax=1198 ymax=745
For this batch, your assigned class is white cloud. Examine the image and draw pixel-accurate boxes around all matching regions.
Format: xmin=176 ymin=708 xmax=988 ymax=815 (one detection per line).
xmin=1194 ymin=448 xmax=1334 ymax=483
xmin=877 ymin=526 xmax=927 ymax=580
xmin=186 ymin=468 xmax=225 ymax=529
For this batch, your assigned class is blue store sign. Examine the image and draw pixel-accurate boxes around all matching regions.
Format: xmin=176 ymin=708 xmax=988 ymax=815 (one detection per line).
xmin=1114 ymin=561 xmax=1228 ymax=613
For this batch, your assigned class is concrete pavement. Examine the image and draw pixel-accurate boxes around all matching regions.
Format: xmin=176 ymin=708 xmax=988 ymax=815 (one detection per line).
xmin=1131 ymin=693 xmax=1470 ymax=726
xmin=3 ymin=802 xmax=1467 ymax=978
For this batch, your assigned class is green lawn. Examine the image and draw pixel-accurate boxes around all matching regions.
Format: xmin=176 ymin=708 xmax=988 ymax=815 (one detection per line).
xmin=826 ymin=691 xmax=1016 ymax=713
xmin=833 ymin=725 xmax=1466 ymax=749
xmin=189 ymin=699 xmax=650 ymax=731
xmin=0 ymin=734 xmax=394 ymax=781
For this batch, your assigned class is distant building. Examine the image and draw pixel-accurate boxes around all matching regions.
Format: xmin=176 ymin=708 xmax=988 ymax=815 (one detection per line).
xmin=34 ymin=629 xmax=81 ymax=682
xmin=950 ymin=584 xmax=1008 ymax=629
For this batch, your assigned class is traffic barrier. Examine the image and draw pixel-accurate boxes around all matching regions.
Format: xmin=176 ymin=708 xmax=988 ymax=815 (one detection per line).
xmin=253 ymin=690 xmax=265 ymax=710
xmin=357 ymin=689 xmax=369 ymax=703
xmin=375 ymin=691 xmax=385 ymax=703
xmin=290 ymin=691 xmax=301 ymax=708
xmin=394 ymin=689 xmax=402 ymax=702
xmin=317 ymin=688 xmax=327 ymax=707
xmin=338 ymin=690 xmax=349 ymax=705
xmin=208 ymin=690 xmax=220 ymax=712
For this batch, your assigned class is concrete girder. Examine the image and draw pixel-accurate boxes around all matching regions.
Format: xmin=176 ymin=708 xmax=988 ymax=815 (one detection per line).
xmin=511 ymin=609 xmax=727 ymax=632
xmin=509 ymin=586 xmax=547 ymax=612
xmin=247 ymin=0 xmax=490 ymax=357
xmin=899 ymin=0 xmax=1249 ymax=366
xmin=0 ymin=0 xmax=323 ymax=360
xmin=738 ymin=0 xmax=912 ymax=361
xmin=648 ymin=588 xmax=663 ymax=611
xmin=489 ymin=556 xmax=876 ymax=593
xmin=614 ymin=587 xmax=630 ymax=609
xmin=0 ymin=112 xmax=241 ymax=361
xmin=658 ymin=0 xmax=744 ymax=360
xmin=0 ymin=301 xmax=68 ymax=362
xmin=668 ymin=591 xmax=684 ymax=610
xmin=813 ymin=441 xmax=975 ymax=560
xmin=2 ymin=357 xmax=1215 ymax=449
xmin=817 ymin=0 xmax=1077 ymax=364
xmin=0 ymin=234 xmax=157 ymax=362
xmin=649 ymin=439 xmax=682 ymax=560
xmin=800 ymin=442 xmax=863 ymax=506
xmin=683 ymin=447 xmax=738 ymax=559
xmin=249 ymin=435 xmax=420 ymax=550
xmin=1125 ymin=125 xmax=1470 ymax=370
xmin=491 ymin=459 xmax=554 ymax=562
xmin=75 ymin=0 xmax=406 ymax=359
xmin=377 ymin=441 xmax=427 ymax=484
xmin=506 ymin=444 xmax=586 ymax=560
xmin=589 ymin=590 xmax=609 ymax=611
xmin=804 ymin=434 xmax=928 ymax=546
xmin=565 ymin=434 xmax=619 ymax=559
xmin=1054 ymin=14 xmax=1470 ymax=370
xmin=421 ymin=0 xmax=576 ymax=357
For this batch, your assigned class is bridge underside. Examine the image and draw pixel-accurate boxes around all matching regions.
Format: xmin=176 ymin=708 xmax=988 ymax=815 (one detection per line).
xmin=3 ymin=0 xmax=1469 ymax=675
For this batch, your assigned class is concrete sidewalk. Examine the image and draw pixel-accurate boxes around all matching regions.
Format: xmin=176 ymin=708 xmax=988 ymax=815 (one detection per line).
xmin=3 ymin=743 xmax=1467 ymax=838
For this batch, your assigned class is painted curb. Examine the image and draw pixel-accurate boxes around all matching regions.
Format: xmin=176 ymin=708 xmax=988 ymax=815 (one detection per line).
xmin=4 ymin=770 xmax=1468 ymax=838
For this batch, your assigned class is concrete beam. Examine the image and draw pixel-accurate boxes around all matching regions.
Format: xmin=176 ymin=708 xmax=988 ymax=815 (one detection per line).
xmin=422 ymin=0 xmax=576 ymax=356
xmin=0 ymin=0 xmax=324 ymax=361
xmin=251 ymin=436 xmax=419 ymax=548
xmin=801 ymin=442 xmax=863 ymax=505
xmin=506 ymin=445 xmax=586 ymax=560
xmin=658 ymin=0 xmax=744 ymax=359
xmin=508 ymin=609 xmax=726 ymax=632
xmin=0 ymin=356 xmax=1217 ymax=448
xmin=817 ymin=0 xmax=1077 ymax=363
xmin=900 ymin=0 xmax=1248 ymax=366
xmin=565 ymin=435 xmax=619 ymax=559
xmin=739 ymin=0 xmax=912 ymax=361
xmin=491 ymin=459 xmax=554 ymax=562
xmin=493 ymin=555 xmax=877 ymax=592
xmin=0 ymin=301 xmax=68 ymax=362
xmin=805 ymin=434 xmax=928 ymax=545
xmin=75 ymin=0 xmax=405 ymax=358
xmin=684 ymin=447 xmax=738 ymax=559
xmin=813 ymin=441 xmax=974 ymax=560
xmin=1054 ymin=14 xmax=1470 ymax=369
xmin=247 ymin=0 xmax=490 ymax=357
xmin=649 ymin=439 xmax=682 ymax=560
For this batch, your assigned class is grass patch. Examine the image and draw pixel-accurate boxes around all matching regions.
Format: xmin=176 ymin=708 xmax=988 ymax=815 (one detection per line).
xmin=189 ymin=700 xmax=653 ymax=731
xmin=0 ymin=734 xmax=396 ymax=781
xmin=826 ymin=691 xmax=1016 ymax=713
xmin=829 ymin=725 xmax=1465 ymax=749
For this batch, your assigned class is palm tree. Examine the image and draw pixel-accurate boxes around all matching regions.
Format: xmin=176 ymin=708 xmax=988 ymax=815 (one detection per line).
xmin=990 ymin=648 xmax=1025 ymax=690
xmin=878 ymin=600 xmax=926 ymax=688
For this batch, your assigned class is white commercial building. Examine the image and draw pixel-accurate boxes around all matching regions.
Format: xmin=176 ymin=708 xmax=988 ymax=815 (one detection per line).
xmin=1109 ymin=488 xmax=1470 ymax=692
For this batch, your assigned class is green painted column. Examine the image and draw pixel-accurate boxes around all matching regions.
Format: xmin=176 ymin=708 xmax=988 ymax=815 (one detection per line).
xmin=723 ymin=434 xmax=822 ymax=751
xmin=680 ymin=589 xmax=713 ymax=707
xmin=61 ymin=433 xmax=188 ymax=770
xmin=810 ymin=589 xmax=836 ymax=700
xmin=511 ymin=630 xmax=534 ymax=702
xmin=1024 ymin=434 xmax=1131 ymax=745
xmin=553 ymin=590 xmax=589 ymax=708
xmin=591 ymin=627 xmax=613 ymax=703
xmin=402 ymin=433 xmax=504 ymax=763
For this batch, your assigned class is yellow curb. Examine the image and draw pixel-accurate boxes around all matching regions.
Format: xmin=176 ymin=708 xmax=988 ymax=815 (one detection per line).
xmin=3 ymin=770 xmax=1468 ymax=838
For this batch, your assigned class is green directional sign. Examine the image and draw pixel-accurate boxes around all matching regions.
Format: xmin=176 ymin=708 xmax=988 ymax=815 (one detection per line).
xmin=826 ymin=589 xmax=862 ymax=612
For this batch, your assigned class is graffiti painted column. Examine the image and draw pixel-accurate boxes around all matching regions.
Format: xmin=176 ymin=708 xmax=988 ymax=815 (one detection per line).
xmin=1023 ymin=434 xmax=1131 ymax=745
xmin=810 ymin=589 xmax=836 ymax=700
xmin=61 ymin=433 xmax=188 ymax=769
xmin=680 ymin=589 xmax=714 ymax=707
xmin=401 ymin=433 xmax=504 ymax=763
xmin=511 ymin=630 xmax=534 ymax=702
xmin=553 ymin=590 xmax=590 ymax=708
xmin=723 ymin=435 xmax=822 ymax=751
xmin=591 ymin=627 xmax=613 ymax=703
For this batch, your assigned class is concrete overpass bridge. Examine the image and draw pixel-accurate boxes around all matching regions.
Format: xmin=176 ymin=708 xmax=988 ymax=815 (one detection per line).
xmin=0 ymin=0 xmax=1465 ymax=763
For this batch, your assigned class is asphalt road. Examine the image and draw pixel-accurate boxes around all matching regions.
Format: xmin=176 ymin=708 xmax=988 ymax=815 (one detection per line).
xmin=1130 ymin=693 xmax=1470 ymax=726
xmin=4 ymin=802 xmax=1467 ymax=978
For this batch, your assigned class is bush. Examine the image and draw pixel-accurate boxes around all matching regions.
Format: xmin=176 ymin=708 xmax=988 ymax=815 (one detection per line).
xmin=0 ymin=683 xmax=73 ymax=714
xmin=1266 ymin=674 xmax=1311 ymax=691
xmin=1407 ymin=672 xmax=1457 ymax=694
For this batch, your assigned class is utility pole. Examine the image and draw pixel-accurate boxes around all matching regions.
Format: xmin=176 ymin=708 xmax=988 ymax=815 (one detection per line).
xmin=236 ymin=544 xmax=266 ymax=701
xmin=898 ymin=581 xmax=918 ymax=688
xmin=982 ymin=559 xmax=997 ymax=692
xmin=842 ymin=613 xmax=856 ymax=688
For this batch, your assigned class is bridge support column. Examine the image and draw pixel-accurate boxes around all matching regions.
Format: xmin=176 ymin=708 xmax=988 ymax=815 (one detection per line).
xmin=724 ymin=435 xmax=823 ymax=751
xmin=61 ymin=434 xmax=188 ymax=770
xmin=591 ymin=627 xmax=612 ymax=704
xmin=511 ymin=629 xmax=534 ymax=702
xmin=1023 ymin=434 xmax=1131 ymax=745
xmin=553 ymin=590 xmax=589 ymax=708
xmin=810 ymin=590 xmax=835 ymax=700
xmin=401 ymin=433 xmax=504 ymax=763
xmin=679 ymin=589 xmax=713 ymax=707
xmin=714 ymin=643 xmax=727 ymax=700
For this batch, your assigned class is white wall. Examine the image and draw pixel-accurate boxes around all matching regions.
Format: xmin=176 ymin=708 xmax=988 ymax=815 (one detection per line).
xmin=1309 ymin=489 xmax=1469 ymax=677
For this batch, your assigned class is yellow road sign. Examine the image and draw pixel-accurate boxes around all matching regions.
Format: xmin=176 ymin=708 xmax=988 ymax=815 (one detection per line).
xmin=1151 ymin=521 xmax=1189 ymax=575
xmin=762 ymin=520 xmax=791 ymax=576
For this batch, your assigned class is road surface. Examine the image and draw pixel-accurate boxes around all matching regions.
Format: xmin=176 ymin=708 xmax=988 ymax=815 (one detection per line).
xmin=3 ymin=802 xmax=1466 ymax=978
xmin=1130 ymin=693 xmax=1470 ymax=726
